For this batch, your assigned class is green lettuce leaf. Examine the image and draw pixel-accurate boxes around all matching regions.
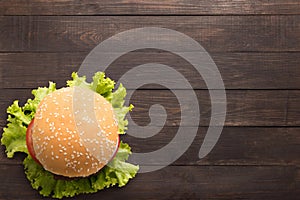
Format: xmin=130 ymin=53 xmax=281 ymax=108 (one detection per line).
xmin=66 ymin=72 xmax=90 ymax=88
xmin=112 ymin=84 xmax=134 ymax=134
xmin=1 ymin=115 xmax=28 ymax=157
xmin=104 ymin=142 xmax=139 ymax=187
xmin=67 ymin=72 xmax=134 ymax=134
xmin=1 ymin=82 xmax=56 ymax=157
xmin=23 ymin=142 xmax=137 ymax=199
xmin=90 ymin=72 xmax=115 ymax=101
xmin=1 ymin=72 xmax=139 ymax=198
xmin=23 ymin=82 xmax=56 ymax=119
xmin=67 ymin=72 xmax=115 ymax=100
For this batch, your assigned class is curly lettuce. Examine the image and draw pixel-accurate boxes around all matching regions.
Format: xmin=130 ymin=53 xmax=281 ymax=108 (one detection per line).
xmin=1 ymin=72 xmax=138 ymax=198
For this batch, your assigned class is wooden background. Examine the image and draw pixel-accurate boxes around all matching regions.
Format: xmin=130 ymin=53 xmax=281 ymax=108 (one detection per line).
xmin=0 ymin=1 xmax=300 ymax=199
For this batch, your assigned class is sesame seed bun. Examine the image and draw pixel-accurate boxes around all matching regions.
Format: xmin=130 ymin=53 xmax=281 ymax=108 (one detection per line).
xmin=31 ymin=86 xmax=119 ymax=177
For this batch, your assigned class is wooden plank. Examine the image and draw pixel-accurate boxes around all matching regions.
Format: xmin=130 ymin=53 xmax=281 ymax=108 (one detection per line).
xmin=0 ymin=89 xmax=299 ymax=127
xmin=288 ymin=91 xmax=300 ymax=126
xmin=1 ymin=0 xmax=300 ymax=15
xmin=0 ymin=53 xmax=82 ymax=89
xmin=123 ymin=127 xmax=300 ymax=166
xmin=0 ymin=165 xmax=298 ymax=199
xmin=1 ymin=52 xmax=300 ymax=89
xmin=1 ymin=16 xmax=300 ymax=52
xmin=1 ymin=127 xmax=300 ymax=166
xmin=0 ymin=144 xmax=26 ymax=165
xmin=128 ymin=90 xmax=299 ymax=127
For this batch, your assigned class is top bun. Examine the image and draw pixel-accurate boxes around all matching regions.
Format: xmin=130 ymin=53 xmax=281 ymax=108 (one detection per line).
xmin=31 ymin=86 xmax=119 ymax=177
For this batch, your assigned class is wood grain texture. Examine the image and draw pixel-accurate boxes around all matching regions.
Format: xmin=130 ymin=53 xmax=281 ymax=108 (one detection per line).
xmin=1 ymin=127 xmax=300 ymax=166
xmin=1 ymin=16 xmax=300 ymax=52
xmin=124 ymin=127 xmax=300 ymax=166
xmin=1 ymin=0 xmax=300 ymax=15
xmin=1 ymin=52 xmax=300 ymax=89
xmin=288 ymin=91 xmax=300 ymax=126
xmin=0 ymin=89 xmax=299 ymax=127
xmin=1 ymin=1 xmax=300 ymax=199
xmin=128 ymin=90 xmax=299 ymax=127
xmin=0 ymin=164 xmax=298 ymax=200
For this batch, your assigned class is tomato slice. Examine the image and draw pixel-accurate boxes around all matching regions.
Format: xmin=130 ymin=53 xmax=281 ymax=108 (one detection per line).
xmin=26 ymin=119 xmax=41 ymax=165
xmin=109 ymin=135 xmax=120 ymax=162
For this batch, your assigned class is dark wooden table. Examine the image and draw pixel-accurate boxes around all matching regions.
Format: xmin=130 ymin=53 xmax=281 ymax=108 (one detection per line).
xmin=0 ymin=1 xmax=300 ymax=199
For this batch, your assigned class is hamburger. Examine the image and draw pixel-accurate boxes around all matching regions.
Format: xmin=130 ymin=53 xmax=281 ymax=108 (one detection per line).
xmin=26 ymin=86 xmax=120 ymax=177
xmin=1 ymin=72 xmax=138 ymax=198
